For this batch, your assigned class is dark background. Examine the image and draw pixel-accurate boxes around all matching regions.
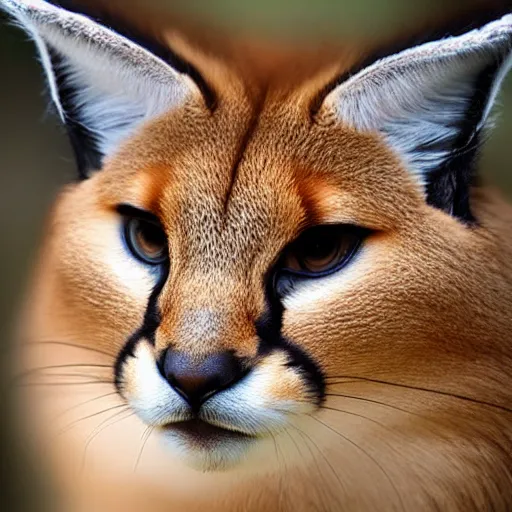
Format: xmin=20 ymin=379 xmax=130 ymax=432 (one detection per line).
xmin=0 ymin=1 xmax=511 ymax=510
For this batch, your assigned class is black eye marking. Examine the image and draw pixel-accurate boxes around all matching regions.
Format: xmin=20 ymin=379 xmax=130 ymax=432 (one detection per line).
xmin=255 ymin=265 xmax=326 ymax=406
xmin=116 ymin=204 xmax=161 ymax=225
xmin=254 ymin=225 xmax=369 ymax=403
xmin=114 ymin=204 xmax=169 ymax=392
xmin=114 ymin=258 xmax=170 ymax=393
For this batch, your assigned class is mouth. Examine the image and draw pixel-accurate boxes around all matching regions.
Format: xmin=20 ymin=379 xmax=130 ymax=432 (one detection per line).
xmin=164 ymin=419 xmax=255 ymax=444
xmin=160 ymin=419 xmax=257 ymax=469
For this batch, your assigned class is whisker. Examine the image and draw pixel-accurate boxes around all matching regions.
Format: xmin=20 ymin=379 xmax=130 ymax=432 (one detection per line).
xmin=271 ymin=434 xmax=283 ymax=470
xmin=56 ymin=392 xmax=120 ymax=420
xmin=23 ymin=341 xmax=114 ymax=359
xmin=324 ymin=379 xmax=363 ymax=385
xmin=325 ymin=376 xmax=512 ymax=414
xmin=319 ymin=405 xmax=395 ymax=433
xmin=15 ymin=363 xmax=112 ymax=378
xmin=24 ymin=372 xmax=109 ymax=381
xmin=288 ymin=425 xmax=322 ymax=474
xmin=325 ymin=376 xmax=364 ymax=380
xmin=308 ymin=414 xmax=405 ymax=512
xmin=20 ymin=363 xmax=111 ymax=373
xmin=283 ymin=428 xmax=304 ymax=460
xmin=325 ymin=392 xmax=427 ymax=420
xmin=19 ymin=380 xmax=114 ymax=388
xmin=11 ymin=366 xmax=112 ymax=388
xmin=291 ymin=424 xmax=346 ymax=496
xmin=80 ymin=409 xmax=134 ymax=472
xmin=277 ymin=432 xmax=288 ymax=471
xmin=45 ymin=405 xmax=129 ymax=462
xmin=60 ymin=404 xmax=127 ymax=435
xmin=270 ymin=434 xmax=288 ymax=506
xmin=134 ymin=426 xmax=154 ymax=473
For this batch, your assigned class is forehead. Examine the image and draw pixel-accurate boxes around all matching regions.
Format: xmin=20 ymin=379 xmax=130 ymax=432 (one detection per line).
xmin=98 ymin=77 xmax=422 ymax=265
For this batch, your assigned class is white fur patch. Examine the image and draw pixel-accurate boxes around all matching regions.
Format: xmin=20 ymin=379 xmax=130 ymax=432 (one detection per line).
xmin=202 ymin=352 xmax=315 ymax=436
xmin=123 ymin=342 xmax=190 ymax=426
xmin=120 ymin=342 xmax=315 ymax=469
xmin=2 ymin=0 xmax=197 ymax=157
xmin=321 ymin=15 xmax=512 ymax=182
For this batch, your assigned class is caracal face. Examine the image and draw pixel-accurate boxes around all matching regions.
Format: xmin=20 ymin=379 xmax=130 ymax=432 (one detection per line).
xmin=3 ymin=1 xmax=512 ymax=510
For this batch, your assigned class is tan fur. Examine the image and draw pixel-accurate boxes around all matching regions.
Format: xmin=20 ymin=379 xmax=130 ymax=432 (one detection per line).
xmin=14 ymin=15 xmax=512 ymax=512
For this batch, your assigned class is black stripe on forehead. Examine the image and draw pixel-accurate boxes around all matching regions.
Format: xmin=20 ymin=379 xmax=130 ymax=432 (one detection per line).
xmin=114 ymin=261 xmax=169 ymax=392
xmin=45 ymin=0 xmax=217 ymax=110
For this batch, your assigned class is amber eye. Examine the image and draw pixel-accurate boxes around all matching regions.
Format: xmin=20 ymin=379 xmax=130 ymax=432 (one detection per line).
xmin=124 ymin=217 xmax=168 ymax=265
xmin=281 ymin=225 xmax=364 ymax=276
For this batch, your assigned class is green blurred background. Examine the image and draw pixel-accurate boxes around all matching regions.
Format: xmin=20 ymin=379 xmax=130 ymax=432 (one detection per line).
xmin=0 ymin=1 xmax=511 ymax=510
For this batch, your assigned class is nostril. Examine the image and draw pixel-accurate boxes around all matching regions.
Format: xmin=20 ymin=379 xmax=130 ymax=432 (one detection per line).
xmin=161 ymin=350 xmax=244 ymax=408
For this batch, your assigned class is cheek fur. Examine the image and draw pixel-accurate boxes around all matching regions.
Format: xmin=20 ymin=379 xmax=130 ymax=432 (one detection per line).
xmin=58 ymin=202 xmax=158 ymax=307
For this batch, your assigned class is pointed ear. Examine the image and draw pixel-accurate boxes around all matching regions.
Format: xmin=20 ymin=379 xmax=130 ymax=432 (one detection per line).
xmin=318 ymin=14 xmax=512 ymax=221
xmin=2 ymin=0 xmax=209 ymax=177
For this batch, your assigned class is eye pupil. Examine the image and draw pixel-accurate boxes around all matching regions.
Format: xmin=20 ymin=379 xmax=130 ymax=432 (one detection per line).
xmin=304 ymin=239 xmax=336 ymax=260
xmin=137 ymin=222 xmax=165 ymax=254
xmin=125 ymin=218 xmax=168 ymax=265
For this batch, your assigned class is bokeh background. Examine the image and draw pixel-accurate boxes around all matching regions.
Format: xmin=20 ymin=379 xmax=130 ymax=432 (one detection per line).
xmin=1 ymin=0 xmax=511 ymax=510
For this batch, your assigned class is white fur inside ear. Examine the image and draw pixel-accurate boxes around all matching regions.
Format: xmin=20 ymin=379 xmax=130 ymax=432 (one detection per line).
xmin=321 ymin=14 xmax=512 ymax=181
xmin=2 ymin=0 xmax=197 ymax=157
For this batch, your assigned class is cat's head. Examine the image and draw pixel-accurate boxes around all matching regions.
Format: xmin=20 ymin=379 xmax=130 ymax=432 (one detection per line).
xmin=5 ymin=0 xmax=512 ymax=477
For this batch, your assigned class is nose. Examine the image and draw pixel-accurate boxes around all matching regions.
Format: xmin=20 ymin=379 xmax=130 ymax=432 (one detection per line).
xmin=161 ymin=350 xmax=245 ymax=409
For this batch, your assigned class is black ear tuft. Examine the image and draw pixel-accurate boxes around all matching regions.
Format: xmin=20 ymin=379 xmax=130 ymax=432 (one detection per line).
xmin=46 ymin=46 xmax=103 ymax=178
xmin=425 ymin=60 xmax=504 ymax=222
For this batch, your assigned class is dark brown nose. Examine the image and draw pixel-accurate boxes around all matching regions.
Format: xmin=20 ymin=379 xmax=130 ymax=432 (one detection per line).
xmin=161 ymin=350 xmax=244 ymax=409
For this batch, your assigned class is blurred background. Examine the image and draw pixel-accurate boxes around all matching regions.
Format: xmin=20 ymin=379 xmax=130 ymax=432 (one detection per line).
xmin=0 ymin=0 xmax=511 ymax=510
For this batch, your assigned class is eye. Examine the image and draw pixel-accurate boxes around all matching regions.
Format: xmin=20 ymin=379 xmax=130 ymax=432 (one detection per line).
xmin=280 ymin=225 xmax=366 ymax=277
xmin=124 ymin=217 xmax=168 ymax=265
